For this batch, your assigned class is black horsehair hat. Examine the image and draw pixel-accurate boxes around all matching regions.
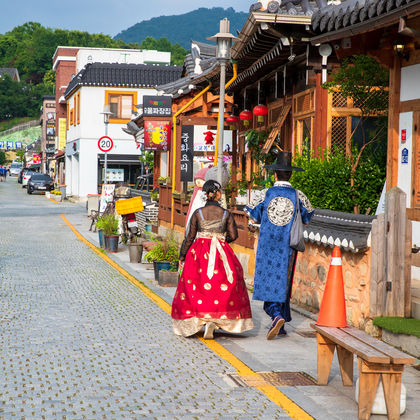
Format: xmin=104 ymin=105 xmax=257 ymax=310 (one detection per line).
xmin=263 ymin=151 xmax=303 ymax=172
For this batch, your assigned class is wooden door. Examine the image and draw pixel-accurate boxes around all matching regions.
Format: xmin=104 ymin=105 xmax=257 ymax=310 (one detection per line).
xmin=412 ymin=111 xmax=420 ymax=209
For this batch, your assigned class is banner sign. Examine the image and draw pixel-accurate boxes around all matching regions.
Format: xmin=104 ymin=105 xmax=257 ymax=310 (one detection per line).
xmin=0 ymin=141 xmax=4 ymax=149
xmin=142 ymin=95 xmax=172 ymax=117
xmin=33 ymin=154 xmax=41 ymax=164
xmin=180 ymin=125 xmax=194 ymax=182
xmin=99 ymin=184 xmax=115 ymax=214
xmin=15 ymin=142 xmax=22 ymax=149
xmin=144 ymin=120 xmax=171 ymax=151
xmin=7 ymin=141 xmax=13 ymax=149
xmin=58 ymin=118 xmax=66 ymax=150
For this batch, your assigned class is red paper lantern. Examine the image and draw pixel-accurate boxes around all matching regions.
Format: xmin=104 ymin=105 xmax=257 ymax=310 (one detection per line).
xmin=239 ymin=110 xmax=253 ymax=127
xmin=226 ymin=114 xmax=239 ymax=130
xmin=253 ymin=105 xmax=268 ymax=123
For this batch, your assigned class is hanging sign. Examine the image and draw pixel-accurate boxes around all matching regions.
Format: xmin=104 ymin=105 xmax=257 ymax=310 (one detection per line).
xmin=401 ymin=148 xmax=409 ymax=164
xmin=143 ymin=95 xmax=172 ymax=117
xmin=144 ymin=120 xmax=171 ymax=151
xmin=180 ymin=125 xmax=194 ymax=182
xmin=98 ymin=136 xmax=113 ymax=153
xmin=401 ymin=129 xmax=406 ymax=143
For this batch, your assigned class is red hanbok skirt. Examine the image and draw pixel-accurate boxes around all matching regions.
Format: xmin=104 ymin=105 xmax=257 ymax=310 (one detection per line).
xmin=171 ymin=236 xmax=253 ymax=337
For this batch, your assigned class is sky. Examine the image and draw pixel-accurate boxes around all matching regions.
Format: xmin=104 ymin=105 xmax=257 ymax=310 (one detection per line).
xmin=0 ymin=0 xmax=249 ymax=37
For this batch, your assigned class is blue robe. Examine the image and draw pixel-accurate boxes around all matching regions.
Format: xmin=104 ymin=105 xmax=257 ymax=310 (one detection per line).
xmin=245 ymin=182 xmax=314 ymax=303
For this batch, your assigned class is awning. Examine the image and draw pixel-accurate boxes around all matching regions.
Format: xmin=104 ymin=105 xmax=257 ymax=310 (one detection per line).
xmin=98 ymin=154 xmax=141 ymax=164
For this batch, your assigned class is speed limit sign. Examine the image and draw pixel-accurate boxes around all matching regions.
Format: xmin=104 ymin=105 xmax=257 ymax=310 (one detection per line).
xmin=98 ymin=136 xmax=113 ymax=152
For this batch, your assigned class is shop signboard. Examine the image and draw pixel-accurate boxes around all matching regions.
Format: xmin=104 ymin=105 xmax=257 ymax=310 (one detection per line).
xmin=7 ymin=141 xmax=13 ymax=149
xmin=106 ymin=168 xmax=124 ymax=182
xmin=0 ymin=141 xmax=4 ymax=149
xmin=15 ymin=142 xmax=22 ymax=149
xmin=144 ymin=120 xmax=171 ymax=151
xmin=58 ymin=118 xmax=66 ymax=150
xmin=142 ymin=95 xmax=172 ymax=117
xmin=180 ymin=125 xmax=194 ymax=182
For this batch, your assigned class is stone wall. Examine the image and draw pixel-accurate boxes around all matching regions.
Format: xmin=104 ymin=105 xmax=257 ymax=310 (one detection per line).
xmin=292 ymin=242 xmax=371 ymax=329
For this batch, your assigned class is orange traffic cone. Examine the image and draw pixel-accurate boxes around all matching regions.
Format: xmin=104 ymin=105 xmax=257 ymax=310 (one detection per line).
xmin=316 ymin=246 xmax=348 ymax=327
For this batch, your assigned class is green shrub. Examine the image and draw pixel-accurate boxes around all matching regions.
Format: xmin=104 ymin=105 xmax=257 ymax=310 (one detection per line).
xmin=144 ymin=235 xmax=179 ymax=264
xmin=291 ymin=145 xmax=385 ymax=214
xmin=99 ymin=214 xmax=119 ymax=235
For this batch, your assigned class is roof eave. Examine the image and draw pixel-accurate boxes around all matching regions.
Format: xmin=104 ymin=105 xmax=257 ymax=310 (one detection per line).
xmin=311 ymin=2 xmax=420 ymax=44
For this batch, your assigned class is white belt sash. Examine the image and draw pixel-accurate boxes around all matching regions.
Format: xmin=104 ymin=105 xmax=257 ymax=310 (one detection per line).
xmin=196 ymin=232 xmax=234 ymax=284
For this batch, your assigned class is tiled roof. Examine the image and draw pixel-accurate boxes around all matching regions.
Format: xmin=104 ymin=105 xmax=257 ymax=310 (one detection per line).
xmin=65 ymin=63 xmax=182 ymax=97
xmin=312 ymin=0 xmax=420 ymax=36
xmin=250 ymin=0 xmax=328 ymax=16
xmin=304 ymin=208 xmax=375 ymax=252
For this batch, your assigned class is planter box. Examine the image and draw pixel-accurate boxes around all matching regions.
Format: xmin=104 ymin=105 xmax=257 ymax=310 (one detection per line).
xmin=51 ymin=194 xmax=62 ymax=202
xmin=158 ymin=271 xmax=179 ymax=287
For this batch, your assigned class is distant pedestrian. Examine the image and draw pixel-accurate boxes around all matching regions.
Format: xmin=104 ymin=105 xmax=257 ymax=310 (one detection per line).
xmin=244 ymin=151 xmax=314 ymax=339
xmin=171 ymin=180 xmax=254 ymax=339
xmin=0 ymin=167 xmax=6 ymax=182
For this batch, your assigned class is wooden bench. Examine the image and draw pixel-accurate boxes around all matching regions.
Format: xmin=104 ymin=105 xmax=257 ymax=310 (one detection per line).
xmin=311 ymin=324 xmax=414 ymax=420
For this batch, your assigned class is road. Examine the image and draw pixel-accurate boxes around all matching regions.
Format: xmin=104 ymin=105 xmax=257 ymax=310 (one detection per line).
xmin=0 ymin=180 xmax=288 ymax=419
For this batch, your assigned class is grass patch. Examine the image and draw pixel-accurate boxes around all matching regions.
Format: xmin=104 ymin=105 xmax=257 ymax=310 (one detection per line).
xmin=0 ymin=117 xmax=33 ymax=132
xmin=373 ymin=317 xmax=420 ymax=338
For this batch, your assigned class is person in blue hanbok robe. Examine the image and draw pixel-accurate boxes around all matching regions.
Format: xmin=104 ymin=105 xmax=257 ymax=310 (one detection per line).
xmin=244 ymin=151 xmax=314 ymax=340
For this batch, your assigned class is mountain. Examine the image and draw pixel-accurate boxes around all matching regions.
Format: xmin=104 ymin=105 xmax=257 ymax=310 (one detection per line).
xmin=114 ymin=7 xmax=248 ymax=49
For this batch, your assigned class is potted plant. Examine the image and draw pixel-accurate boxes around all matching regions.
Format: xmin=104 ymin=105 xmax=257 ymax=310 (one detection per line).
xmin=95 ymin=216 xmax=106 ymax=249
xmin=101 ymin=213 xmax=119 ymax=252
xmin=127 ymin=236 xmax=143 ymax=263
xmin=144 ymin=235 xmax=179 ymax=281
xmin=158 ymin=267 xmax=179 ymax=287
xmin=158 ymin=176 xmax=170 ymax=186
xmin=150 ymin=188 xmax=159 ymax=202
xmin=50 ymin=190 xmax=62 ymax=202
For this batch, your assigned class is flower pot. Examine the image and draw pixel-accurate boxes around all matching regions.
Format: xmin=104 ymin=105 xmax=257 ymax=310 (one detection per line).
xmin=105 ymin=234 xmax=119 ymax=253
xmin=153 ymin=261 xmax=172 ymax=281
xmin=158 ymin=270 xmax=179 ymax=287
xmin=98 ymin=229 xmax=105 ymax=248
xmin=128 ymin=243 xmax=143 ymax=263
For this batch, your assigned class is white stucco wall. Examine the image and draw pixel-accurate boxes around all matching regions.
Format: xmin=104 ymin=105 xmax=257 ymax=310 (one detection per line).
xmin=76 ymin=48 xmax=171 ymax=72
xmin=398 ymin=112 xmax=413 ymax=208
xmin=401 ymin=64 xmax=420 ymax=102
xmin=65 ymin=85 xmax=160 ymax=198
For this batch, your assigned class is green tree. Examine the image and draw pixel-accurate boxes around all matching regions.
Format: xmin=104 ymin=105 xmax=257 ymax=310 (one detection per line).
xmin=139 ymin=37 xmax=187 ymax=66
xmin=323 ymin=55 xmax=389 ymax=213
xmin=0 ymin=150 xmax=6 ymax=165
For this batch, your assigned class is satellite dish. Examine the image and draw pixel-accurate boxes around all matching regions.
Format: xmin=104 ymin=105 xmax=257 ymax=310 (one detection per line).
xmin=319 ymin=43 xmax=332 ymax=57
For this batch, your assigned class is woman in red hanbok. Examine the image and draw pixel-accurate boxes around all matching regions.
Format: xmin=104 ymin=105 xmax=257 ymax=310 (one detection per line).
xmin=172 ymin=180 xmax=254 ymax=339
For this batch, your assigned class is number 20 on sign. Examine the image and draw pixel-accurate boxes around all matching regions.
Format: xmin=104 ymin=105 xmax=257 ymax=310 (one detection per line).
xmin=98 ymin=136 xmax=113 ymax=153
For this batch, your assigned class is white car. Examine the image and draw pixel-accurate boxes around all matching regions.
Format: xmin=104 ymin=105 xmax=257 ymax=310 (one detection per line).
xmin=9 ymin=162 xmax=22 ymax=176
xmin=22 ymin=171 xmax=38 ymax=187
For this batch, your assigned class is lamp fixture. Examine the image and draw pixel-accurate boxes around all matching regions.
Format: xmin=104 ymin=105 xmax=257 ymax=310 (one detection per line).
xmin=393 ymin=40 xmax=409 ymax=60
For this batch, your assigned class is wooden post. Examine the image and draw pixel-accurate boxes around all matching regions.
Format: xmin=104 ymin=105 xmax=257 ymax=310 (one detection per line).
xmin=370 ymin=213 xmax=386 ymax=317
xmin=404 ymin=218 xmax=412 ymax=317
xmin=386 ymin=56 xmax=401 ymax=191
xmin=385 ymin=187 xmax=407 ymax=317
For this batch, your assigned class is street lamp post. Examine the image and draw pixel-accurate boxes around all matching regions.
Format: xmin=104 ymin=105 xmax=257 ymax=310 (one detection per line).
xmin=207 ymin=18 xmax=237 ymax=185
xmin=100 ymin=105 xmax=113 ymax=183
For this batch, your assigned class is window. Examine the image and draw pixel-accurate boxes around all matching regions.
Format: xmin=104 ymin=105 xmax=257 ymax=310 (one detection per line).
xmin=105 ymin=91 xmax=137 ymax=123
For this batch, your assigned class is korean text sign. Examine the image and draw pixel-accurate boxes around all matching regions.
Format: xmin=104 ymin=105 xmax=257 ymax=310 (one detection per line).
xmin=180 ymin=125 xmax=194 ymax=182
xmin=143 ymin=96 xmax=172 ymax=117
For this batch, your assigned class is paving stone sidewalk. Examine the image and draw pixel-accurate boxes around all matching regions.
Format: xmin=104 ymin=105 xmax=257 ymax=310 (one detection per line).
xmin=1 ymin=180 xmax=419 ymax=419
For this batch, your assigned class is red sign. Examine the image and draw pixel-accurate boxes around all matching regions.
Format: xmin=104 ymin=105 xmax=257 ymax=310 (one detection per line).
xmin=401 ymin=129 xmax=406 ymax=143
xmin=98 ymin=136 xmax=113 ymax=152
xmin=144 ymin=120 xmax=171 ymax=151
xmin=33 ymin=154 xmax=41 ymax=164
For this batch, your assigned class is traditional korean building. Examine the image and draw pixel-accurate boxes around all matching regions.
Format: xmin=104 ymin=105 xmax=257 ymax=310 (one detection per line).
xmin=311 ymin=0 xmax=420 ymax=316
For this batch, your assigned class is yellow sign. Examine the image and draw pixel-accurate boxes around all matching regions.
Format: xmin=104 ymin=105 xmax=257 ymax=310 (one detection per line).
xmin=115 ymin=196 xmax=144 ymax=215
xmin=58 ymin=118 xmax=66 ymax=150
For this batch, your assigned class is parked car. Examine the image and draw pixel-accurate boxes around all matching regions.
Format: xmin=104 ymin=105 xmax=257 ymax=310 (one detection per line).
xmin=9 ymin=161 xmax=22 ymax=176
xmin=27 ymin=174 xmax=54 ymax=194
xmin=22 ymin=170 xmax=39 ymax=188
xmin=18 ymin=168 xmax=32 ymax=184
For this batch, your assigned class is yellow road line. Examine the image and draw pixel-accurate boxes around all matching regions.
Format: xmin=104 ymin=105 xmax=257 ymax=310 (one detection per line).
xmin=49 ymin=198 xmax=59 ymax=204
xmin=61 ymin=213 xmax=313 ymax=420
